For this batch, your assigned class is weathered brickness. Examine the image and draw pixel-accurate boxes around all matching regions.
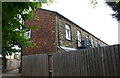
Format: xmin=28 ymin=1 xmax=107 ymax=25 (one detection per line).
xmin=23 ymin=9 xmax=108 ymax=56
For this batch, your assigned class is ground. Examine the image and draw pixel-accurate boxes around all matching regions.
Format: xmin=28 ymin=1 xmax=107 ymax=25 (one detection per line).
xmin=2 ymin=69 xmax=21 ymax=78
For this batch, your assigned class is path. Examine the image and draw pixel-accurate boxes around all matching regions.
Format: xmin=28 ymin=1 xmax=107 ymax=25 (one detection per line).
xmin=2 ymin=69 xmax=21 ymax=78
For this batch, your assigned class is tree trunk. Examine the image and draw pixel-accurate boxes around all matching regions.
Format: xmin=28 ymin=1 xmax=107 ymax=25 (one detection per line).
xmin=2 ymin=55 xmax=7 ymax=73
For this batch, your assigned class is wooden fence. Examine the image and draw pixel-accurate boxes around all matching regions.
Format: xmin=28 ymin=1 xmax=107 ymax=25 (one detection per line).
xmin=22 ymin=44 xmax=120 ymax=76
xmin=0 ymin=57 xmax=2 ymax=74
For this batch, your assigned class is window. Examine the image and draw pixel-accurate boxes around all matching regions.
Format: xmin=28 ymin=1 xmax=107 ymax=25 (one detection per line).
xmin=17 ymin=14 xmax=23 ymax=24
xmin=24 ymin=29 xmax=31 ymax=39
xmin=97 ymin=43 xmax=101 ymax=47
xmin=85 ymin=35 xmax=89 ymax=45
xmin=96 ymin=42 xmax=98 ymax=47
xmin=77 ymin=31 xmax=81 ymax=47
xmin=91 ymin=38 xmax=94 ymax=48
xmin=65 ymin=24 xmax=71 ymax=40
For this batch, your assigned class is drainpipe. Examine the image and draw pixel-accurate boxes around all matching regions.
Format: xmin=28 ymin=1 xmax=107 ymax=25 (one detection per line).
xmin=57 ymin=16 xmax=66 ymax=52
xmin=58 ymin=16 xmax=60 ymax=47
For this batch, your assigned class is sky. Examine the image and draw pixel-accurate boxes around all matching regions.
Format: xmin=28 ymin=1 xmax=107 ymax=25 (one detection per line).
xmin=42 ymin=0 xmax=118 ymax=45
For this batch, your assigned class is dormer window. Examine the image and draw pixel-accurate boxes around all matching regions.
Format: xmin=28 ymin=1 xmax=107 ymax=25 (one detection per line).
xmin=65 ymin=24 xmax=71 ymax=40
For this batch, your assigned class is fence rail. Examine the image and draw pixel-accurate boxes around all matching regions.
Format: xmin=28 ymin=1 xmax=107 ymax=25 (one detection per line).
xmin=22 ymin=44 xmax=120 ymax=76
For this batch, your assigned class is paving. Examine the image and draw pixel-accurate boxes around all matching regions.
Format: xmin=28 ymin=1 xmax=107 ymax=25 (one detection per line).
xmin=1 ymin=69 xmax=21 ymax=78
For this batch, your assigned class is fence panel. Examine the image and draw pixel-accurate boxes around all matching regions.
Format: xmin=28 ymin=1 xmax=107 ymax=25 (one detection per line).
xmin=22 ymin=54 xmax=48 ymax=76
xmin=22 ymin=44 xmax=120 ymax=76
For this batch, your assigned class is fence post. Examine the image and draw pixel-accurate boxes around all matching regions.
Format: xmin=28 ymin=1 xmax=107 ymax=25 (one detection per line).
xmin=48 ymin=54 xmax=53 ymax=77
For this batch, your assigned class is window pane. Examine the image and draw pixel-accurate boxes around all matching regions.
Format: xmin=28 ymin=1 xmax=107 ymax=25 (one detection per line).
xmin=24 ymin=29 xmax=31 ymax=39
xmin=77 ymin=31 xmax=81 ymax=41
xmin=91 ymin=38 xmax=94 ymax=48
xmin=86 ymin=35 xmax=89 ymax=45
xmin=65 ymin=25 xmax=71 ymax=40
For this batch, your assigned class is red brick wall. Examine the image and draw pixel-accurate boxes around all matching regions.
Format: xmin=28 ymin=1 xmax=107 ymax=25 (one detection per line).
xmin=23 ymin=9 xmax=57 ymax=56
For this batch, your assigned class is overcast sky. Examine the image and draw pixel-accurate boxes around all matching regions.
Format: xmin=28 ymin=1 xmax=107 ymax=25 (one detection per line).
xmin=42 ymin=0 xmax=118 ymax=45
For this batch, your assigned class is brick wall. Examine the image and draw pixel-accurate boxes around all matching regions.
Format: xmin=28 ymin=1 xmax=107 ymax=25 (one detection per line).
xmin=56 ymin=16 xmax=77 ymax=48
xmin=23 ymin=9 xmax=107 ymax=55
xmin=56 ymin=15 xmax=107 ymax=49
xmin=23 ymin=9 xmax=57 ymax=56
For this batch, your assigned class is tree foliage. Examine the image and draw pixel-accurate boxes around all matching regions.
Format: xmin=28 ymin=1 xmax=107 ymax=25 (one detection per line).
xmin=2 ymin=2 xmax=49 ymax=56
xmin=89 ymin=0 xmax=97 ymax=8
xmin=106 ymin=2 xmax=120 ymax=21
xmin=89 ymin=0 xmax=120 ymax=21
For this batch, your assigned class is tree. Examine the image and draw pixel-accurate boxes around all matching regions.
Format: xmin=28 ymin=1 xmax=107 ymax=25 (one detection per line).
xmin=89 ymin=0 xmax=120 ymax=21
xmin=2 ymin=2 xmax=52 ymax=72
xmin=2 ymin=2 xmax=52 ymax=57
xmin=106 ymin=2 xmax=120 ymax=21
xmin=2 ymin=1 xmax=55 ymax=72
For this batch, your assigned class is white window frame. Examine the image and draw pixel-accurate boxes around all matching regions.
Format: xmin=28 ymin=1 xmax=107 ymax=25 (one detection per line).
xmin=24 ymin=29 xmax=31 ymax=39
xmin=77 ymin=31 xmax=81 ymax=47
xmin=65 ymin=24 xmax=71 ymax=40
xmin=91 ymin=38 xmax=95 ymax=48
xmin=86 ymin=35 xmax=89 ymax=45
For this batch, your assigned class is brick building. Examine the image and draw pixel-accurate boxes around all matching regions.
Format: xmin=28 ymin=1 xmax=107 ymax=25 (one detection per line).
xmin=23 ymin=9 xmax=108 ymax=56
